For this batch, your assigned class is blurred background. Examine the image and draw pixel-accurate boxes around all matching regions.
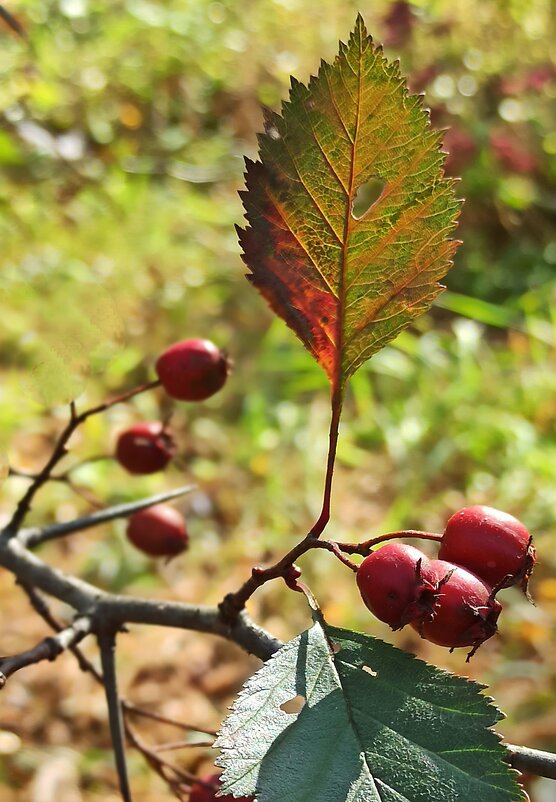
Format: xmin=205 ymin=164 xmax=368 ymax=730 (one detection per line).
xmin=0 ymin=0 xmax=555 ymax=799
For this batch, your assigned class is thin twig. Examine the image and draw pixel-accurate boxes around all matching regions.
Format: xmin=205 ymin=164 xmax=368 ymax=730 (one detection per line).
xmin=19 ymin=484 xmax=196 ymax=548
xmin=17 ymin=580 xmax=105 ymax=681
xmin=123 ymin=702 xmax=217 ymax=736
xmin=4 ymin=380 xmax=160 ymax=536
xmin=9 ymin=467 xmax=105 ymax=508
xmin=153 ymin=739 xmax=215 ymax=753
xmin=124 ymin=723 xmax=198 ymax=791
xmin=0 ymin=4 xmax=26 ymax=38
xmin=98 ymin=630 xmax=133 ymax=802
xmin=60 ymin=454 xmax=113 ymax=475
xmin=0 ymin=617 xmax=91 ymax=688
xmin=17 ymin=584 xmax=201 ymax=796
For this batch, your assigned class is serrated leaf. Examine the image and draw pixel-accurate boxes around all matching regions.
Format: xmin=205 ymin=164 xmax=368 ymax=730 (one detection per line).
xmin=216 ymin=621 xmax=524 ymax=802
xmin=239 ymin=15 xmax=460 ymax=390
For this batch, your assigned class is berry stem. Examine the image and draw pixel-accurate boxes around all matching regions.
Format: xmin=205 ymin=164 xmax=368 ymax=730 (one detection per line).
xmin=336 ymin=529 xmax=443 ymax=556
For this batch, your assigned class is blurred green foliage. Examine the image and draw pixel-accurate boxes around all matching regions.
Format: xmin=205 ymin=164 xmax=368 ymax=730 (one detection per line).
xmin=0 ymin=0 xmax=554 ymax=404
xmin=0 ymin=1 xmax=556 ymax=799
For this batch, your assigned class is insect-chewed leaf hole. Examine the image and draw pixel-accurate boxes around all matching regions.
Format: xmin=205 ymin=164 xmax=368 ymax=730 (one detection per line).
xmin=351 ymin=177 xmax=385 ymax=219
xmin=280 ymin=695 xmax=306 ymax=715
xmin=362 ymin=665 xmax=378 ymax=677
xmin=330 ymin=640 xmax=342 ymax=654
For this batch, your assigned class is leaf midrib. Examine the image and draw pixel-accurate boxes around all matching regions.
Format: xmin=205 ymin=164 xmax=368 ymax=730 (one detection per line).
xmin=328 ymin=644 xmax=517 ymax=801
xmin=337 ymin=23 xmax=364 ymax=392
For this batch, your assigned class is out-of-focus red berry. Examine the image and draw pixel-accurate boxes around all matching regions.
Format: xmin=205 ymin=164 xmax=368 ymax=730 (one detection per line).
xmin=126 ymin=505 xmax=188 ymax=557
xmin=115 ymin=421 xmax=175 ymax=474
xmin=156 ymin=339 xmax=229 ymax=402
xmin=189 ymin=773 xmax=254 ymax=802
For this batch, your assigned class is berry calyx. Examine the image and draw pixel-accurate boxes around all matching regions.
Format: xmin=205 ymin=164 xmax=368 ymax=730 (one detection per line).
xmin=115 ymin=421 xmax=176 ymax=475
xmin=189 ymin=773 xmax=254 ymax=802
xmin=439 ymin=505 xmax=536 ymax=596
xmin=156 ymin=339 xmax=229 ymax=402
xmin=411 ymin=559 xmax=502 ymax=660
xmin=356 ymin=543 xmax=439 ymax=631
xmin=126 ymin=505 xmax=188 ymax=557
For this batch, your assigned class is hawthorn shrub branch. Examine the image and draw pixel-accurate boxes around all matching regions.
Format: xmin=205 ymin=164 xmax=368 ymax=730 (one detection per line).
xmin=0 ymin=530 xmax=281 ymax=660
xmin=2 ymin=384 xmax=555 ymax=793
xmin=9 ymin=466 xmax=105 ymax=509
xmin=505 ymin=743 xmax=556 ymax=781
xmin=2 ymin=503 xmax=556 ymax=784
xmin=17 ymin=579 xmax=105 ymax=681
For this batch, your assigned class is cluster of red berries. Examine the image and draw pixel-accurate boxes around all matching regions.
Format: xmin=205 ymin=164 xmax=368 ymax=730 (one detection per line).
xmin=189 ymin=773 xmax=253 ymax=802
xmin=114 ymin=339 xmax=229 ymax=558
xmin=356 ymin=506 xmax=536 ymax=660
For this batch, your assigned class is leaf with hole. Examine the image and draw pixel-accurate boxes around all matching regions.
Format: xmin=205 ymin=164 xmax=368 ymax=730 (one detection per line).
xmin=239 ymin=14 xmax=460 ymax=391
xmin=215 ymin=617 xmax=524 ymax=802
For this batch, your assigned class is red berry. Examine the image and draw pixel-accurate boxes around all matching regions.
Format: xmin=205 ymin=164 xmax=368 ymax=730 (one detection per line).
xmin=356 ymin=543 xmax=439 ymax=630
xmin=156 ymin=339 xmax=229 ymax=402
xmin=439 ymin=505 xmax=536 ymax=595
xmin=115 ymin=422 xmax=175 ymax=475
xmin=189 ymin=773 xmax=254 ymax=802
xmin=411 ymin=559 xmax=502 ymax=660
xmin=126 ymin=505 xmax=188 ymax=557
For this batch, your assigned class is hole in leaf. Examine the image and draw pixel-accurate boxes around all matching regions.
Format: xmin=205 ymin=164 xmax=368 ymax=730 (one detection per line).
xmin=280 ymin=695 xmax=306 ymax=715
xmin=362 ymin=665 xmax=378 ymax=677
xmin=330 ymin=640 xmax=342 ymax=654
xmin=351 ymin=177 xmax=385 ymax=219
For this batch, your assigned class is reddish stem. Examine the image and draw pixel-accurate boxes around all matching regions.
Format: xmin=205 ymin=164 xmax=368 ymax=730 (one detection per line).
xmin=310 ymin=386 xmax=343 ymax=538
xmin=336 ymin=529 xmax=443 ymax=556
xmin=219 ymin=383 xmax=346 ymax=619
xmin=218 ymin=537 xmax=356 ymax=621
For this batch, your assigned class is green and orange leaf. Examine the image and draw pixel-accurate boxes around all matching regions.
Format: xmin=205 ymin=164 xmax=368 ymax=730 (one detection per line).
xmin=239 ymin=15 xmax=461 ymax=392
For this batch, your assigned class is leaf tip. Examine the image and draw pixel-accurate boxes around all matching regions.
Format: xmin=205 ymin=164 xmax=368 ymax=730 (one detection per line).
xmin=354 ymin=12 xmax=369 ymax=39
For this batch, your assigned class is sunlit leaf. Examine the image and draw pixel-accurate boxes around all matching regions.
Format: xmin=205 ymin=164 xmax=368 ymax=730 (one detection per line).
xmin=239 ymin=15 xmax=460 ymax=391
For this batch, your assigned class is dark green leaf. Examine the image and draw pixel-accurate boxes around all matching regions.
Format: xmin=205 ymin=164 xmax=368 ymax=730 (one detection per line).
xmin=216 ymin=619 xmax=524 ymax=802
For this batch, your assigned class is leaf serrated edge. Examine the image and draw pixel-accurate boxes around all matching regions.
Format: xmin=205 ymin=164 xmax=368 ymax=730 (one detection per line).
xmin=214 ymin=635 xmax=298 ymax=793
xmin=327 ymin=626 xmax=528 ymax=801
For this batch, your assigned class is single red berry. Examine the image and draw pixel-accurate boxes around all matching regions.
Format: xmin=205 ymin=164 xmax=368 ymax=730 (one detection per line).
xmin=439 ymin=505 xmax=536 ymax=596
xmin=115 ymin=421 xmax=176 ymax=475
xmin=189 ymin=773 xmax=254 ymax=802
xmin=156 ymin=339 xmax=229 ymax=402
xmin=411 ymin=559 xmax=502 ymax=660
xmin=126 ymin=505 xmax=188 ymax=557
xmin=356 ymin=543 xmax=439 ymax=631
